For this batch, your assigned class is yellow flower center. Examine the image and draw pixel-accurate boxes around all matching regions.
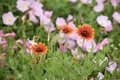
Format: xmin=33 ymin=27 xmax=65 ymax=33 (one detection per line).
xmin=8 ymin=18 xmax=12 ymax=22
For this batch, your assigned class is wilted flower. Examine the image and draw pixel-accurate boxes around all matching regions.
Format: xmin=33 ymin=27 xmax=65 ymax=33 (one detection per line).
xmin=0 ymin=52 xmax=6 ymax=66
xmin=112 ymin=11 xmax=120 ymax=24
xmin=77 ymin=24 xmax=94 ymax=40
xmin=106 ymin=61 xmax=117 ymax=74
xmin=2 ymin=12 xmax=16 ymax=26
xmin=30 ymin=43 xmax=47 ymax=54
xmin=97 ymin=72 xmax=104 ymax=80
xmin=96 ymin=15 xmax=112 ymax=31
xmin=81 ymin=0 xmax=92 ymax=4
xmin=16 ymin=0 xmax=30 ymax=12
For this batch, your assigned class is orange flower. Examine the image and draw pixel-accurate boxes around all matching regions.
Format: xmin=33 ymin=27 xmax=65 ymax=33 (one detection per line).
xmin=30 ymin=43 xmax=47 ymax=54
xmin=60 ymin=25 xmax=74 ymax=34
xmin=77 ymin=24 xmax=94 ymax=40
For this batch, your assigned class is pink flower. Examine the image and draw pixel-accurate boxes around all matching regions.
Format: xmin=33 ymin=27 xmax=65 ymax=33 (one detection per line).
xmin=0 ymin=52 xmax=6 ymax=66
xmin=96 ymin=38 xmax=108 ymax=50
xmin=40 ymin=15 xmax=51 ymax=25
xmin=4 ymin=32 xmax=16 ymax=37
xmin=71 ymin=48 xmax=78 ymax=55
xmin=28 ymin=10 xmax=38 ymax=23
xmin=44 ymin=11 xmax=53 ymax=18
xmin=2 ymin=12 xmax=16 ymax=26
xmin=0 ymin=41 xmax=6 ymax=45
xmin=89 ymin=77 xmax=94 ymax=80
xmin=16 ymin=0 xmax=30 ymax=12
xmin=69 ymin=0 xmax=77 ymax=3
xmin=67 ymin=15 xmax=73 ymax=22
xmin=44 ymin=22 xmax=55 ymax=32
xmin=77 ymin=38 xmax=97 ymax=53
xmin=96 ymin=15 xmax=113 ymax=31
xmin=56 ymin=17 xmax=66 ymax=27
xmin=0 ymin=30 xmax=4 ymax=36
xmin=67 ymin=39 xmax=76 ymax=49
xmin=30 ymin=1 xmax=43 ymax=17
xmin=106 ymin=61 xmax=117 ymax=74
xmin=97 ymin=72 xmax=104 ymax=80
xmin=12 ymin=45 xmax=19 ymax=51
xmin=59 ymin=43 xmax=67 ymax=53
xmin=93 ymin=2 xmax=104 ymax=13
xmin=101 ymin=38 xmax=108 ymax=46
xmin=81 ymin=0 xmax=92 ymax=4
xmin=16 ymin=39 xmax=24 ymax=45
xmin=110 ymin=0 xmax=120 ymax=8
xmin=112 ymin=11 xmax=120 ymax=24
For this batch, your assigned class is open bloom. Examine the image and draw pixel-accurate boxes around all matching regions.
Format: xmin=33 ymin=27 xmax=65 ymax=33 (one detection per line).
xmin=16 ymin=0 xmax=30 ymax=12
xmin=77 ymin=24 xmax=94 ymax=40
xmin=30 ymin=43 xmax=47 ymax=54
xmin=2 ymin=12 xmax=16 ymax=26
xmin=96 ymin=15 xmax=112 ymax=31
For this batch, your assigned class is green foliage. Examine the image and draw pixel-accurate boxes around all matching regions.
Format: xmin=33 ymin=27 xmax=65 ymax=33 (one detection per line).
xmin=0 ymin=0 xmax=120 ymax=80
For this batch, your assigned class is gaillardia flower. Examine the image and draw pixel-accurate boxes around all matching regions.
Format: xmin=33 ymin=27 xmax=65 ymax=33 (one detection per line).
xmin=30 ymin=43 xmax=47 ymax=54
xmin=77 ymin=24 xmax=94 ymax=40
xmin=61 ymin=25 xmax=74 ymax=34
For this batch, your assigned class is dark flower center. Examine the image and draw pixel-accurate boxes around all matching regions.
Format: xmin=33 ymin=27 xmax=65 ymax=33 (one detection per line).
xmin=36 ymin=47 xmax=43 ymax=52
xmin=81 ymin=30 xmax=89 ymax=37
xmin=62 ymin=27 xmax=73 ymax=34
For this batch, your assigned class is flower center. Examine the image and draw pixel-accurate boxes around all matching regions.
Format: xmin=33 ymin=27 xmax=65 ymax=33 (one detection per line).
xmin=36 ymin=47 xmax=42 ymax=52
xmin=62 ymin=26 xmax=73 ymax=34
xmin=81 ymin=30 xmax=89 ymax=37
xmin=8 ymin=18 xmax=12 ymax=22
xmin=21 ymin=4 xmax=26 ymax=8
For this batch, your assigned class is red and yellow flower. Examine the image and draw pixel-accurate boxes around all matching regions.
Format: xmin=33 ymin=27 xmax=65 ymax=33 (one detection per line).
xmin=77 ymin=24 xmax=94 ymax=40
xmin=30 ymin=43 xmax=47 ymax=54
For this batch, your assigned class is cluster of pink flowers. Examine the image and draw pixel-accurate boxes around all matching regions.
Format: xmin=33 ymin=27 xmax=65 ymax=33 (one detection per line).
xmin=0 ymin=30 xmax=16 ymax=66
xmin=17 ymin=0 xmax=55 ymax=32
